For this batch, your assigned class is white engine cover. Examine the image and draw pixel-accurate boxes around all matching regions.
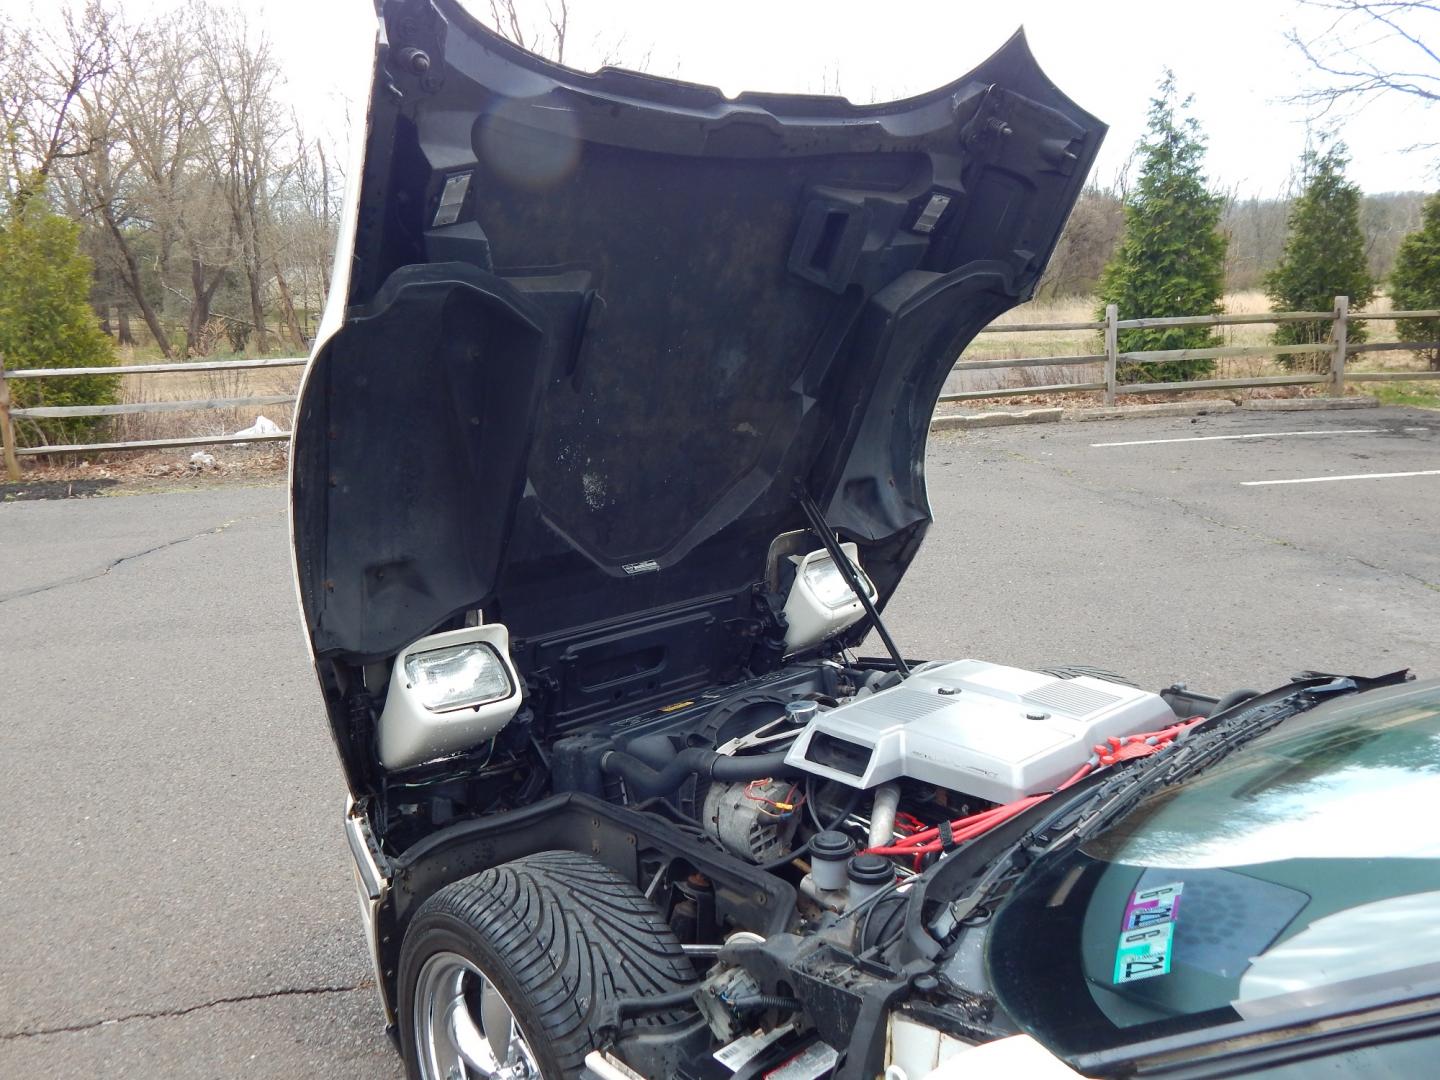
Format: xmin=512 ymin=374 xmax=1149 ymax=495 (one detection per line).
xmin=784 ymin=660 xmax=1178 ymax=804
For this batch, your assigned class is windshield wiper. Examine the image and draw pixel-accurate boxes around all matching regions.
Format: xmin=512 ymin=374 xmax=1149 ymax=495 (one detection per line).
xmin=1038 ymin=676 xmax=1372 ymax=854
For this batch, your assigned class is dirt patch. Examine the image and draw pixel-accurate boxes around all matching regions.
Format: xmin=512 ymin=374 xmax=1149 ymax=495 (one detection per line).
xmin=4 ymin=443 xmax=289 ymax=497
xmin=936 ymin=382 xmax=1356 ymax=414
xmin=1 ymin=477 xmax=121 ymax=502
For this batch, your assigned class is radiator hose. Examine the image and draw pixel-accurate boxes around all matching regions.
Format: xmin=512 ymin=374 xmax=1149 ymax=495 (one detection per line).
xmin=600 ymin=746 xmax=798 ymax=799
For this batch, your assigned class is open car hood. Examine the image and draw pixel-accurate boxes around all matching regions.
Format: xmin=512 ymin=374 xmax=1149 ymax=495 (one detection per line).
xmin=291 ymin=0 xmax=1103 ymax=765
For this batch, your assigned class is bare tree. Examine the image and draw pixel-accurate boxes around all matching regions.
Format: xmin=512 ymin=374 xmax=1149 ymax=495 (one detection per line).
xmin=1288 ymin=1 xmax=1440 ymax=114
xmin=486 ymin=0 xmax=570 ymax=63
xmin=270 ymin=124 xmax=342 ymax=348
xmin=0 ymin=1 xmax=112 ymax=207
xmin=195 ymin=1 xmax=287 ymax=353
xmin=1036 ymin=185 xmax=1125 ymax=299
xmin=78 ymin=6 xmax=239 ymax=356
xmin=1222 ymin=193 xmax=1293 ymax=292
xmin=69 ymin=93 xmax=178 ymax=356
xmin=2 ymin=0 xmax=351 ymax=363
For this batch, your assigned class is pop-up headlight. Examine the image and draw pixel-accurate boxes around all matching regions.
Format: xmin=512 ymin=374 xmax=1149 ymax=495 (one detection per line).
xmin=782 ymin=542 xmax=877 ymax=653
xmin=404 ymin=641 xmax=513 ymax=712
xmin=378 ymin=624 xmax=522 ymax=769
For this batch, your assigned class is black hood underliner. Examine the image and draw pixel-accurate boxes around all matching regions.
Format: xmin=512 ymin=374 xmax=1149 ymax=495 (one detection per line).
xmin=291 ymin=0 xmax=1103 ymax=782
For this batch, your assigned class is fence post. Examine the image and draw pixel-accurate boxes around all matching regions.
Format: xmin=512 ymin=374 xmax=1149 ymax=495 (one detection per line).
xmin=1330 ymin=295 xmax=1349 ymax=396
xmin=1103 ymin=304 xmax=1119 ymax=405
xmin=0 ymin=356 xmax=21 ymax=482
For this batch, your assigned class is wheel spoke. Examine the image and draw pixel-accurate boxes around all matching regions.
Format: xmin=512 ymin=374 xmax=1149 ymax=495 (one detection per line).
xmin=479 ymin=977 xmax=517 ymax=1067
xmin=414 ymin=952 xmax=541 ymax=1079
xmin=449 ymin=988 xmax=497 ymax=1074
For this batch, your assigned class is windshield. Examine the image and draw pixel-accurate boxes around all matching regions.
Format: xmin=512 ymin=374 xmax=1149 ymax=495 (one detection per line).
xmin=986 ymin=680 xmax=1440 ymax=1060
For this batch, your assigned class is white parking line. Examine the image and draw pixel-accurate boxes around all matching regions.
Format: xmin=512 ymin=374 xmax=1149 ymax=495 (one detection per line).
xmin=1242 ymin=470 xmax=1440 ymax=487
xmin=1092 ymin=429 xmax=1380 ymax=448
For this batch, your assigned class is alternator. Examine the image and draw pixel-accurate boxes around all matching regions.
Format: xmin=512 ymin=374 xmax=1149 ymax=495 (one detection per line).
xmin=702 ymin=777 xmax=803 ymax=862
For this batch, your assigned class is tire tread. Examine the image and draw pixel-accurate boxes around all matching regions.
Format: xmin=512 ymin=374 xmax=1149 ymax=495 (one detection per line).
xmin=405 ymin=850 xmax=694 ymax=1076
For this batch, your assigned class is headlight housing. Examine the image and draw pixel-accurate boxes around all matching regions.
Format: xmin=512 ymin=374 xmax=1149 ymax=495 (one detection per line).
xmin=378 ymin=624 xmax=522 ymax=769
xmin=782 ymin=542 xmax=876 ymax=653
xmin=404 ymin=641 xmax=514 ymax=712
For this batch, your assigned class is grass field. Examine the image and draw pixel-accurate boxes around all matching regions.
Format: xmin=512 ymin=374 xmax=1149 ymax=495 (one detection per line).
xmin=1370 ymin=381 xmax=1440 ymax=410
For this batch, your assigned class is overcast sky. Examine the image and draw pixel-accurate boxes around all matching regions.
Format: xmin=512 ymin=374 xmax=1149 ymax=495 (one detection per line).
xmin=13 ymin=0 xmax=1437 ymax=196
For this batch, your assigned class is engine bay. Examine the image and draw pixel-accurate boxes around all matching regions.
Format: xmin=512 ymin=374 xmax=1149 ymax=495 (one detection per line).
xmin=339 ymin=508 xmax=1258 ymax=1079
xmin=379 ymin=653 xmax=1194 ymax=870
xmin=368 ymin=641 xmax=1221 ymax=1077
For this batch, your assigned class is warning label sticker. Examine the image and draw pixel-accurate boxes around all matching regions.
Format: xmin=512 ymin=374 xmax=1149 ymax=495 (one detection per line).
xmin=713 ymin=1025 xmax=790 ymax=1072
xmin=764 ymin=1041 xmax=839 ymax=1080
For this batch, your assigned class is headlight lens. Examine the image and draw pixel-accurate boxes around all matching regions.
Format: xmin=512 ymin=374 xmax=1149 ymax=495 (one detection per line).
xmin=802 ymin=554 xmax=874 ymax=610
xmin=404 ymin=642 xmax=514 ymax=711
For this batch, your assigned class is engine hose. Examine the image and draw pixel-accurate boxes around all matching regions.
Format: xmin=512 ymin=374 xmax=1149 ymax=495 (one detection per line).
xmin=1212 ymin=688 xmax=1262 ymax=716
xmin=612 ymin=988 xmax=700 ymax=1022
xmin=728 ymin=994 xmax=802 ymax=1012
xmin=600 ymin=746 xmax=798 ymax=799
xmin=622 ymin=733 xmax=684 ymax=769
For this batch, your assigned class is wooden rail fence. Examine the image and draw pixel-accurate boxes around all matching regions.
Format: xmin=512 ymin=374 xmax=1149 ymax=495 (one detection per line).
xmin=2 ymin=296 xmax=1438 ymax=480
xmin=943 ymin=297 xmax=1440 ymax=407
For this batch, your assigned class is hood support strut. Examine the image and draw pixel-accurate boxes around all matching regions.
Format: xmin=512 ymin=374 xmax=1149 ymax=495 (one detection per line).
xmin=796 ymin=485 xmax=910 ymax=678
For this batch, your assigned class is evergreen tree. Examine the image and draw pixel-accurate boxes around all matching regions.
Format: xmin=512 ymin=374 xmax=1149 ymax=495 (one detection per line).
xmin=1097 ymin=71 xmax=1228 ymax=384
xmin=1266 ymin=143 xmax=1376 ymax=371
xmin=1389 ymin=192 xmax=1440 ymax=372
xmin=0 ymin=185 xmax=118 ymax=447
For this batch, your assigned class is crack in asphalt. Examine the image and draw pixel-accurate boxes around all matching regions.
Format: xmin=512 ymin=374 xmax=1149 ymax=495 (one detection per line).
xmin=1351 ymin=556 xmax=1440 ymax=594
xmin=0 ymin=982 xmax=372 ymax=1040
xmin=0 ymin=509 xmax=282 ymax=605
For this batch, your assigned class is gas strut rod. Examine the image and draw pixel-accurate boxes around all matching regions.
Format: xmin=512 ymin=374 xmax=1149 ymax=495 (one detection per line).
xmin=795 ymin=485 xmax=910 ymax=678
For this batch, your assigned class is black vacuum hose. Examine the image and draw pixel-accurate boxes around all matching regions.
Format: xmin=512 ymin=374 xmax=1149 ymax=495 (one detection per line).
xmin=728 ymin=994 xmax=802 ymax=1012
xmin=600 ymin=746 xmax=798 ymax=799
xmin=612 ymin=987 xmax=700 ymax=1021
xmin=1211 ymin=688 xmax=1261 ymax=716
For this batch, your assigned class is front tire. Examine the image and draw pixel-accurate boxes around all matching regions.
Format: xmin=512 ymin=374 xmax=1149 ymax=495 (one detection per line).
xmin=398 ymin=850 xmax=696 ymax=1079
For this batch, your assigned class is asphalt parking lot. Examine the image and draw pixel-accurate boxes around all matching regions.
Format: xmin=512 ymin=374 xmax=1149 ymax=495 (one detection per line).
xmin=2 ymin=404 xmax=1437 ymax=1078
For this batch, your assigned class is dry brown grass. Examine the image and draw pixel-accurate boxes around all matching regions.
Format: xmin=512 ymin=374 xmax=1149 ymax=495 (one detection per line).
xmin=108 ymin=346 xmax=300 ymax=446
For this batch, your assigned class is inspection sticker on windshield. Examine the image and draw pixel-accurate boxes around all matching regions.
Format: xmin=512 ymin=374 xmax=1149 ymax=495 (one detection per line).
xmin=1124 ymin=881 xmax=1183 ymax=931
xmin=1114 ymin=882 xmax=1184 ymax=984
